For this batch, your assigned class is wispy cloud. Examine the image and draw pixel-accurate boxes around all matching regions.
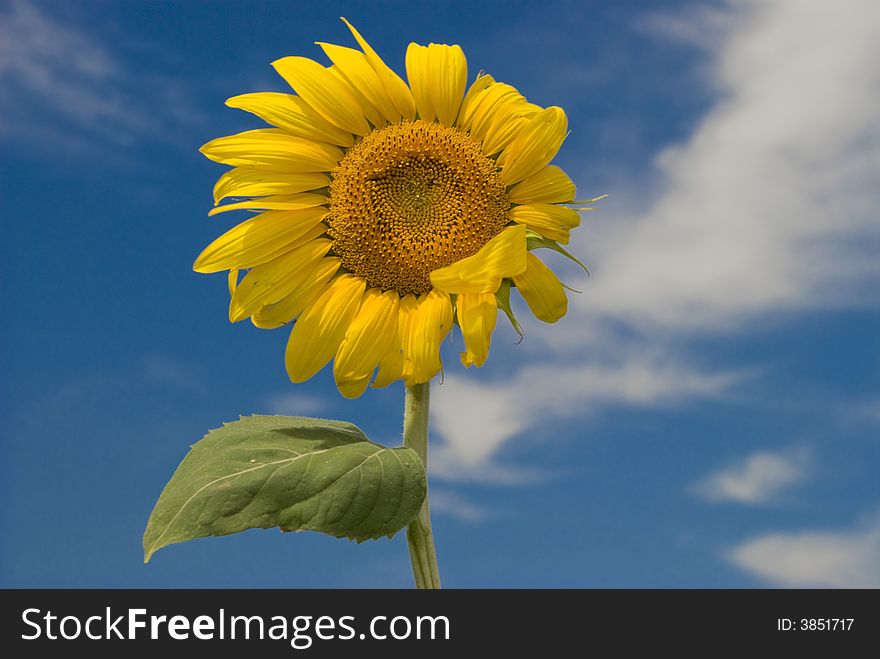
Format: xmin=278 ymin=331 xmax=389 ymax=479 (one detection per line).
xmin=692 ymin=447 xmax=810 ymax=505
xmin=567 ymin=0 xmax=880 ymax=334
xmin=729 ymin=517 xmax=880 ymax=587
xmin=0 ymin=0 xmax=206 ymax=151
xmin=142 ymin=355 xmax=207 ymax=395
xmin=429 ymin=489 xmax=489 ymax=523
xmin=431 ymin=348 xmax=742 ymax=480
xmin=842 ymin=398 xmax=880 ymax=428
xmin=432 ymin=0 xmax=880 ymax=478
xmin=636 ymin=5 xmax=735 ymax=53
xmin=263 ymin=392 xmax=327 ymax=417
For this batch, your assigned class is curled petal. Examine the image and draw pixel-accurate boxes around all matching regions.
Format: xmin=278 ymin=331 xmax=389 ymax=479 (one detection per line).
xmin=456 ymin=292 xmax=497 ymax=368
xmin=334 ymin=289 xmax=400 ymax=398
xmin=513 ymin=253 xmax=568 ymax=323
xmin=497 ymin=107 xmax=568 ymax=185
xmin=401 ymin=290 xmax=452 ymax=385
xmin=430 ymin=225 xmax=528 ymax=294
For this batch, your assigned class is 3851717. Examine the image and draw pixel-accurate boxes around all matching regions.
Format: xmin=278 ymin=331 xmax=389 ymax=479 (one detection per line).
xmin=777 ymin=618 xmax=854 ymax=631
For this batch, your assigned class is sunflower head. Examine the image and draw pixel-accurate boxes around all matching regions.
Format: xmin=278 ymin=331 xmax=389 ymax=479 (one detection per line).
xmin=196 ymin=18 xmax=590 ymax=398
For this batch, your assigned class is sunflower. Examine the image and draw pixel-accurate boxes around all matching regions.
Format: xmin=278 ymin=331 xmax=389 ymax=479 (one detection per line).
xmin=196 ymin=18 xmax=590 ymax=398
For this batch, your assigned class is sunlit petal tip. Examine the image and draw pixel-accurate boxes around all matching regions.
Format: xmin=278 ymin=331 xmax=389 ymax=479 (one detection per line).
xmin=509 ymin=203 xmax=580 ymax=244
xmin=227 ymin=269 xmax=240 ymax=297
xmin=194 ymin=208 xmax=328 ymax=274
xmin=199 ymin=129 xmax=344 ymax=173
xmin=512 ymin=252 xmax=568 ymax=323
xmin=272 ymin=56 xmax=371 ymax=136
xmin=225 ymin=92 xmax=357 ymax=147
xmin=456 ymin=292 xmax=497 ymax=369
xmin=213 ymin=170 xmax=330 ymax=206
xmin=509 ymin=165 xmax=577 ymax=204
xmin=398 ymin=290 xmax=452 ymax=384
xmin=207 ymin=192 xmax=328 ymax=217
xmin=337 ymin=376 xmax=372 ymax=399
xmin=340 ymin=17 xmax=416 ymax=122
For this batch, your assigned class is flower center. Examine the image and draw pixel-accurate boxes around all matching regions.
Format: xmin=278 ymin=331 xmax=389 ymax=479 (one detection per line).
xmin=328 ymin=120 xmax=509 ymax=297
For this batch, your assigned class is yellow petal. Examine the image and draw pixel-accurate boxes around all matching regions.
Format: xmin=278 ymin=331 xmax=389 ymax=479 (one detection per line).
xmin=406 ymin=43 xmax=467 ymax=126
xmin=456 ymin=292 xmax=497 ymax=368
xmin=200 ymin=129 xmax=343 ymax=172
xmin=333 ymin=289 xmax=399 ymax=398
xmin=227 ymin=269 xmax=240 ymax=296
xmin=272 ymin=56 xmax=370 ymax=136
xmin=509 ymin=203 xmax=580 ymax=244
xmin=319 ymin=42 xmax=398 ymax=124
xmin=405 ymin=44 xmax=435 ymax=123
xmin=481 ymin=102 xmax=540 ymax=156
xmin=396 ymin=294 xmax=419 ymax=382
xmin=341 ymin=18 xmax=416 ymax=122
xmin=193 ymin=207 xmax=328 ymax=273
xmin=372 ymin=325 xmax=405 ymax=389
xmin=337 ymin=376 xmax=372 ymax=399
xmin=225 ymin=93 xmax=355 ymax=147
xmin=326 ymin=65 xmax=387 ymax=129
xmin=285 ymin=274 xmax=366 ymax=382
xmin=455 ymin=73 xmax=494 ymax=128
xmin=430 ymin=225 xmax=528 ymax=294
xmin=228 ymin=238 xmax=332 ymax=322
xmin=512 ymin=252 xmax=568 ymax=323
xmin=497 ymin=107 xmax=568 ymax=185
xmin=508 ymin=165 xmax=576 ymax=204
xmin=213 ymin=169 xmax=329 ymax=205
xmin=460 ymin=82 xmax=523 ymax=141
xmin=251 ymin=257 xmax=341 ymax=329
xmin=209 ymin=192 xmax=328 ymax=216
xmin=402 ymin=289 xmax=453 ymax=385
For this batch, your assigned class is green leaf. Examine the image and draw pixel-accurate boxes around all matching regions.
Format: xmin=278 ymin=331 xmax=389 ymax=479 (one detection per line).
xmin=143 ymin=415 xmax=426 ymax=562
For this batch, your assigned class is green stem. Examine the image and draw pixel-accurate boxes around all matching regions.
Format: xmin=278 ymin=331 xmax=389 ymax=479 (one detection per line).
xmin=403 ymin=382 xmax=441 ymax=589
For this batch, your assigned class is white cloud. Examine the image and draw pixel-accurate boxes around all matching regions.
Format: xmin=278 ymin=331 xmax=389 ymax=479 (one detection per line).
xmin=844 ymin=398 xmax=880 ymax=427
xmin=143 ymin=355 xmax=207 ymax=395
xmin=729 ymin=519 xmax=880 ymax=587
xmin=567 ymin=0 xmax=880 ymax=334
xmin=428 ymin=489 xmax=489 ymax=523
xmin=431 ymin=348 xmax=742 ymax=480
xmin=636 ymin=6 xmax=734 ymax=52
xmin=693 ymin=447 xmax=810 ymax=504
xmin=263 ymin=392 xmax=327 ymax=416
xmin=431 ymin=0 xmax=880 ymax=478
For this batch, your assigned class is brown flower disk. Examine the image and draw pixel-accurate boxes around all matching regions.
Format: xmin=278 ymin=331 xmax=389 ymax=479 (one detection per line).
xmin=328 ymin=120 xmax=509 ymax=296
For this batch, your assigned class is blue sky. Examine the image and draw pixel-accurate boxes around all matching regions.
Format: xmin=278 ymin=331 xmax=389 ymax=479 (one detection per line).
xmin=1 ymin=0 xmax=878 ymax=587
